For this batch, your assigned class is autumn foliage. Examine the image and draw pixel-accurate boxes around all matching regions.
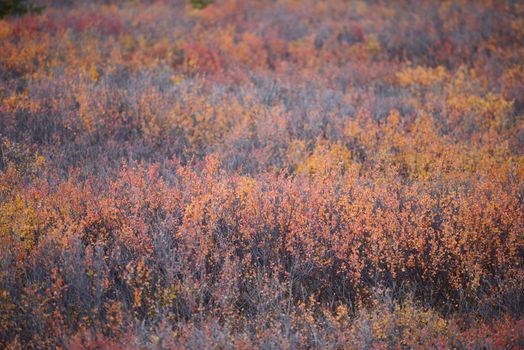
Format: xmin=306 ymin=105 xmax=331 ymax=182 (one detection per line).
xmin=1 ymin=0 xmax=523 ymax=348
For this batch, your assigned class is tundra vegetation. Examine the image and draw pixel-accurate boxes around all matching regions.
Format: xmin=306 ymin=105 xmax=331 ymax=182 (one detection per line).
xmin=0 ymin=0 xmax=523 ymax=349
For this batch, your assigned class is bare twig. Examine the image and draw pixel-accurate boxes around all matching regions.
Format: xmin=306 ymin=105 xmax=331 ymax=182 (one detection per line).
xmin=0 ymin=137 xmax=6 ymax=171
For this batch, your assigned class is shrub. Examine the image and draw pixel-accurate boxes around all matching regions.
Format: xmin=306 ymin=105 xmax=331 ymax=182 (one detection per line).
xmin=0 ymin=0 xmax=43 ymax=19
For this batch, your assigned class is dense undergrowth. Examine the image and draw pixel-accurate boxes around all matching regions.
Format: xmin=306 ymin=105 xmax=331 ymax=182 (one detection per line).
xmin=0 ymin=0 xmax=523 ymax=348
